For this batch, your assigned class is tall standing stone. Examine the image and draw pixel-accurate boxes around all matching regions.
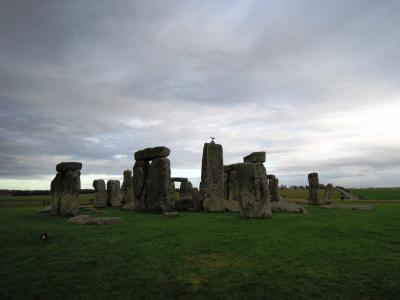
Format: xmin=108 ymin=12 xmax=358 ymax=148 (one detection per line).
xmin=192 ymin=187 xmax=200 ymax=212
xmin=324 ymin=183 xmax=334 ymax=204
xmin=121 ymin=170 xmax=136 ymax=210
xmin=133 ymin=160 xmax=150 ymax=210
xmin=200 ymin=141 xmax=224 ymax=212
xmin=236 ymin=162 xmax=271 ymax=218
xmin=146 ymin=158 xmax=172 ymax=212
xmin=107 ymin=180 xmax=123 ymax=207
xmin=308 ymin=172 xmax=320 ymax=204
xmin=51 ymin=162 xmax=82 ymax=216
xmin=93 ymin=179 xmax=107 ymax=208
xmin=268 ymin=175 xmax=280 ymax=203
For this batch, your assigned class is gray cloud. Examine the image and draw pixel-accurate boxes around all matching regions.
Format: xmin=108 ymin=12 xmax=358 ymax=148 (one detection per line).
xmin=0 ymin=0 xmax=399 ymax=189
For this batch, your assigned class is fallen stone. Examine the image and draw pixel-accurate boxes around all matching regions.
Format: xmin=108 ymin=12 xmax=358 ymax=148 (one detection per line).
xmin=271 ymin=202 xmax=307 ymax=213
xmin=243 ymin=152 xmax=266 ymax=163
xmin=163 ymin=211 xmax=180 ymax=216
xmin=68 ymin=215 xmax=122 ymax=225
xmin=56 ymin=162 xmax=82 ymax=172
xmin=38 ymin=206 xmax=52 ymax=213
xmin=319 ymin=204 xmax=373 ymax=211
xmin=134 ymin=146 xmax=170 ymax=161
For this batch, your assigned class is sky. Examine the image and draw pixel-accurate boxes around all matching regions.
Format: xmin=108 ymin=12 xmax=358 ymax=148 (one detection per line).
xmin=0 ymin=0 xmax=399 ymax=190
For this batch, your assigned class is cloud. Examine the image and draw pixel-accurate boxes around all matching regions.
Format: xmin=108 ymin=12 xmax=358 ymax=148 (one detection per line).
xmin=0 ymin=0 xmax=399 ymax=189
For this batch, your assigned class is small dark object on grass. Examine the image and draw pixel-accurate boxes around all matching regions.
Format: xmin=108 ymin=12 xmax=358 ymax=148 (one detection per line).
xmin=40 ymin=232 xmax=48 ymax=241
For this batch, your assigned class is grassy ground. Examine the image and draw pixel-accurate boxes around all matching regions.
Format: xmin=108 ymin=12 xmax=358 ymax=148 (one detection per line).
xmin=350 ymin=188 xmax=400 ymax=200
xmin=0 ymin=196 xmax=400 ymax=299
xmin=279 ymin=189 xmax=342 ymax=201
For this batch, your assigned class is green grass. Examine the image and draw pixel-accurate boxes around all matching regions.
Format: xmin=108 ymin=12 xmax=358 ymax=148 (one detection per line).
xmin=0 ymin=194 xmax=94 ymax=207
xmin=350 ymin=188 xmax=400 ymax=200
xmin=0 ymin=199 xmax=400 ymax=299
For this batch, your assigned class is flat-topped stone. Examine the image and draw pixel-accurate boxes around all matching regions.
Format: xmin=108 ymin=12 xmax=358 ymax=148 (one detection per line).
xmin=243 ymin=152 xmax=266 ymax=163
xmin=134 ymin=146 xmax=170 ymax=161
xmin=56 ymin=162 xmax=82 ymax=172
xmin=171 ymin=177 xmax=188 ymax=182
xmin=223 ymin=163 xmax=243 ymax=172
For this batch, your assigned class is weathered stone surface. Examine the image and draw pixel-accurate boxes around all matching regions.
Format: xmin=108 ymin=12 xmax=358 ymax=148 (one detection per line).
xmin=319 ymin=204 xmax=373 ymax=211
xmin=271 ymin=202 xmax=307 ymax=213
xmin=236 ymin=162 xmax=271 ymax=218
xmin=243 ymin=152 xmax=266 ymax=163
xmin=175 ymin=181 xmax=194 ymax=211
xmin=134 ymin=146 xmax=170 ymax=161
xmin=171 ymin=177 xmax=188 ymax=182
xmin=163 ymin=211 xmax=180 ymax=216
xmin=107 ymin=180 xmax=123 ymax=207
xmin=324 ymin=183 xmax=334 ymax=204
xmin=56 ymin=162 xmax=82 ymax=172
xmin=192 ymin=187 xmax=200 ymax=211
xmin=121 ymin=170 xmax=136 ymax=210
xmin=146 ymin=158 xmax=172 ymax=212
xmin=224 ymin=200 xmax=239 ymax=212
xmin=267 ymin=175 xmax=280 ymax=203
xmin=93 ymin=179 xmax=107 ymax=208
xmin=51 ymin=165 xmax=81 ymax=216
xmin=68 ymin=215 xmax=122 ymax=225
xmin=308 ymin=172 xmax=320 ymax=204
xmin=200 ymin=142 xmax=224 ymax=212
xmin=133 ymin=160 xmax=149 ymax=210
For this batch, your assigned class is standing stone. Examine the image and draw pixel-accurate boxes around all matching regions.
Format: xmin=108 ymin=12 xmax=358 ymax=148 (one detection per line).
xmin=51 ymin=162 xmax=81 ymax=216
xmin=93 ymin=179 xmax=107 ymax=208
xmin=200 ymin=141 xmax=224 ymax=212
xmin=236 ymin=162 xmax=271 ymax=218
xmin=308 ymin=172 xmax=320 ymax=204
xmin=121 ymin=170 xmax=136 ymax=210
xmin=324 ymin=183 xmax=334 ymax=204
xmin=133 ymin=160 xmax=150 ymax=210
xmin=175 ymin=181 xmax=193 ymax=211
xmin=107 ymin=180 xmax=123 ymax=207
xmin=243 ymin=152 xmax=266 ymax=163
xmin=268 ymin=175 xmax=280 ymax=203
xmin=146 ymin=158 xmax=172 ymax=212
xmin=192 ymin=187 xmax=200 ymax=212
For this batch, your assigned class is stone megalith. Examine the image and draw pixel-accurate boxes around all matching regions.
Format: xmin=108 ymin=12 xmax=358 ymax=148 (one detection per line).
xmin=175 ymin=181 xmax=194 ymax=211
xmin=267 ymin=174 xmax=280 ymax=203
xmin=308 ymin=172 xmax=320 ymax=204
xmin=146 ymin=157 xmax=173 ymax=212
xmin=171 ymin=177 xmax=188 ymax=182
xmin=192 ymin=187 xmax=200 ymax=211
xmin=200 ymin=141 xmax=224 ymax=212
xmin=324 ymin=183 xmax=334 ymax=204
xmin=107 ymin=180 xmax=123 ymax=207
xmin=93 ymin=179 xmax=107 ymax=208
xmin=51 ymin=162 xmax=82 ymax=216
xmin=236 ymin=162 xmax=271 ymax=218
xmin=133 ymin=160 xmax=150 ymax=210
xmin=243 ymin=151 xmax=266 ymax=163
xmin=121 ymin=170 xmax=136 ymax=210
xmin=134 ymin=146 xmax=170 ymax=161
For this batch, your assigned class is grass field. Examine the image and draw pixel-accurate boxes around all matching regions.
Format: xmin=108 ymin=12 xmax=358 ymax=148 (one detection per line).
xmin=350 ymin=188 xmax=400 ymax=200
xmin=0 ymin=195 xmax=400 ymax=299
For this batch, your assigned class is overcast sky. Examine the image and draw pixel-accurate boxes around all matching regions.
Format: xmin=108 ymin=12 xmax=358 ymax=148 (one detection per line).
xmin=0 ymin=0 xmax=399 ymax=189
